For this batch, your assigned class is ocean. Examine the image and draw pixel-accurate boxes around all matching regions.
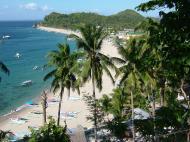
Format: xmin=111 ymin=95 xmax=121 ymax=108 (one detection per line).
xmin=0 ymin=21 xmax=76 ymax=115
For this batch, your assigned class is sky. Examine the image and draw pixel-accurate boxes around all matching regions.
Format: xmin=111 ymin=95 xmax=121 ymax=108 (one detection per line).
xmin=0 ymin=0 xmax=163 ymax=21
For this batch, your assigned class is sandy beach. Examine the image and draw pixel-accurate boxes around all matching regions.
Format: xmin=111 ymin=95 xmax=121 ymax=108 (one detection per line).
xmin=37 ymin=26 xmax=81 ymax=37
xmin=0 ymin=26 xmax=121 ymax=136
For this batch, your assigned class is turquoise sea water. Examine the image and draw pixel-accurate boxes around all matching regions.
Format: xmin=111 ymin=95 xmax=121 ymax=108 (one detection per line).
xmin=0 ymin=21 xmax=76 ymax=115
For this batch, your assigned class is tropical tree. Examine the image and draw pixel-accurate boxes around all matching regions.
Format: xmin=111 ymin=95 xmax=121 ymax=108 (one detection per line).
xmin=44 ymin=43 xmax=80 ymax=125
xmin=0 ymin=61 xmax=10 ymax=140
xmin=135 ymin=19 xmax=168 ymax=107
xmin=137 ymin=0 xmax=190 ymax=103
xmin=70 ymin=24 xmax=116 ymax=141
xmin=99 ymin=88 xmax=129 ymax=141
xmin=0 ymin=130 xmax=11 ymax=141
xmin=28 ymin=117 xmax=70 ymax=142
xmin=111 ymin=35 xmax=158 ymax=141
xmin=135 ymin=0 xmax=190 ymax=140
xmin=41 ymin=90 xmax=48 ymax=124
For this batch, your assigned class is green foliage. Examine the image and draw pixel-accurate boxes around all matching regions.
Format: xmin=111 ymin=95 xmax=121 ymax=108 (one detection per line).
xmin=132 ymin=1 xmax=190 ymax=139
xmin=136 ymin=0 xmax=190 ymax=88
xmin=72 ymin=24 xmax=117 ymax=140
xmin=99 ymin=88 xmax=129 ymax=120
xmin=70 ymin=24 xmax=116 ymax=91
xmin=96 ymin=87 xmax=147 ymax=141
xmin=44 ymin=43 xmax=81 ymax=94
xmin=0 ymin=130 xmax=11 ymax=141
xmin=106 ymin=120 xmax=128 ymax=141
xmin=28 ymin=117 xmax=70 ymax=142
xmin=98 ymin=88 xmax=129 ymax=141
xmin=44 ymin=43 xmax=81 ymax=125
xmin=84 ymin=95 xmax=104 ymax=127
xmin=41 ymin=9 xmax=145 ymax=30
xmin=135 ymin=105 xmax=189 ymax=142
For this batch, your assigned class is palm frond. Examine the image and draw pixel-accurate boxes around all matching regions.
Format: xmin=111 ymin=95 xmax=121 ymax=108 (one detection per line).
xmin=119 ymin=72 xmax=130 ymax=85
xmin=69 ymin=34 xmax=90 ymax=52
xmin=117 ymin=46 xmax=128 ymax=60
xmin=102 ymin=63 xmax=115 ymax=84
xmin=111 ymin=57 xmax=126 ymax=64
xmin=80 ymin=59 xmax=92 ymax=83
xmin=51 ymin=79 xmax=60 ymax=94
xmin=44 ymin=69 xmax=57 ymax=81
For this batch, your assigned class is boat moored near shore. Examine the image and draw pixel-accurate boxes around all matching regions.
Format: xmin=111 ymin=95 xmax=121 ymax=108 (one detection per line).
xmin=2 ymin=35 xmax=11 ymax=39
xmin=21 ymin=80 xmax=33 ymax=87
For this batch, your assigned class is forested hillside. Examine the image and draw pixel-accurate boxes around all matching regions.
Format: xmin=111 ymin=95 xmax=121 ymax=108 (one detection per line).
xmin=40 ymin=9 xmax=145 ymax=30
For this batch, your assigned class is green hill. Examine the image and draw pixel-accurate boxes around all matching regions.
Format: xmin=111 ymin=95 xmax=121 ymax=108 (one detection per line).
xmin=41 ymin=9 xmax=145 ymax=30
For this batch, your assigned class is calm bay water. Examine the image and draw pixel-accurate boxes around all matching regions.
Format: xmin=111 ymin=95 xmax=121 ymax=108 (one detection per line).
xmin=0 ymin=21 xmax=76 ymax=115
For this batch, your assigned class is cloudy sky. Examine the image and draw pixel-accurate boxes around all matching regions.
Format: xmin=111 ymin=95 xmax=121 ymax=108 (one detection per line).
xmin=0 ymin=0 xmax=163 ymax=21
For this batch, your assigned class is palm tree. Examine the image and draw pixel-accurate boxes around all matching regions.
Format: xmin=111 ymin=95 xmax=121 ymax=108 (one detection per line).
xmin=41 ymin=90 xmax=47 ymax=124
xmin=70 ymin=24 xmax=116 ymax=141
xmin=135 ymin=19 xmax=167 ymax=107
xmin=0 ymin=61 xmax=10 ymax=138
xmin=0 ymin=61 xmax=9 ymax=81
xmin=112 ymin=36 xmax=153 ymax=141
xmin=44 ymin=43 xmax=80 ymax=126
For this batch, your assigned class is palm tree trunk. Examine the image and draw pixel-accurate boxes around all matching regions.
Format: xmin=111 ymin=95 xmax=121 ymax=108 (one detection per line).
xmin=180 ymin=79 xmax=189 ymax=108
xmin=160 ymin=83 xmax=165 ymax=106
xmin=159 ymin=78 xmax=166 ymax=107
xmin=187 ymin=131 xmax=190 ymax=142
xmin=131 ymin=91 xmax=135 ymax=142
xmin=92 ymin=75 xmax=98 ymax=142
xmin=160 ymin=88 xmax=164 ymax=106
xmin=57 ymin=87 xmax=64 ymax=126
xmin=43 ymin=106 xmax=46 ymax=125
xmin=42 ymin=90 xmax=47 ymax=125
xmin=152 ymin=89 xmax=156 ymax=142
xmin=68 ymin=88 xmax=70 ymax=98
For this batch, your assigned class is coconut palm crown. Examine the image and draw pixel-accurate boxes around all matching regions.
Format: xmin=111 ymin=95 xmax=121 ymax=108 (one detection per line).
xmin=44 ymin=43 xmax=80 ymax=125
xmin=70 ymin=24 xmax=117 ymax=141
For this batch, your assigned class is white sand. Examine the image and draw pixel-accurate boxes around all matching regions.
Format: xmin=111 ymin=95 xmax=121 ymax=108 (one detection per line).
xmin=0 ymin=26 xmax=121 ymax=134
xmin=37 ymin=26 xmax=81 ymax=37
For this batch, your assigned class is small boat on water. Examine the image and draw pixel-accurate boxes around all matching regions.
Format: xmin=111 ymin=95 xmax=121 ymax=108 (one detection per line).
xmin=15 ymin=53 xmax=21 ymax=58
xmin=67 ymin=37 xmax=74 ymax=41
xmin=33 ymin=66 xmax=39 ymax=70
xmin=21 ymin=80 xmax=32 ymax=87
xmin=2 ymin=35 xmax=11 ymax=39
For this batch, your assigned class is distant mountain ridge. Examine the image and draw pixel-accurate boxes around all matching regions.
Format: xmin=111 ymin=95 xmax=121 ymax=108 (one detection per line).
xmin=41 ymin=9 xmax=146 ymax=30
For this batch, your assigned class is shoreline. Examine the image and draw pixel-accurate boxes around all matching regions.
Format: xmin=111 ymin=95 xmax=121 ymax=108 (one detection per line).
xmin=0 ymin=89 xmax=51 ymax=126
xmin=37 ymin=26 xmax=81 ymax=37
xmin=0 ymin=25 xmax=120 ymax=136
xmin=0 ymin=26 xmax=77 ymax=120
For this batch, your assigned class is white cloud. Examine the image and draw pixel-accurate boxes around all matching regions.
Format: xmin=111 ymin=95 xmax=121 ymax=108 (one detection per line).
xmin=20 ymin=3 xmax=51 ymax=12
xmin=20 ymin=3 xmax=38 ymax=10
xmin=41 ymin=5 xmax=49 ymax=12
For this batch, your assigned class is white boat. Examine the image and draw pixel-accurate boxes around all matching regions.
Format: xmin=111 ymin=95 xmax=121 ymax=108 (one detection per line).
xmin=33 ymin=66 xmax=39 ymax=70
xmin=15 ymin=53 xmax=21 ymax=58
xmin=67 ymin=37 xmax=74 ymax=41
xmin=2 ymin=35 xmax=11 ymax=39
xmin=21 ymin=80 xmax=32 ymax=86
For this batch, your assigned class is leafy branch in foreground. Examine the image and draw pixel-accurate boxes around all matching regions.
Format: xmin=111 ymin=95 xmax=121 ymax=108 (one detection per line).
xmin=27 ymin=117 xmax=70 ymax=142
